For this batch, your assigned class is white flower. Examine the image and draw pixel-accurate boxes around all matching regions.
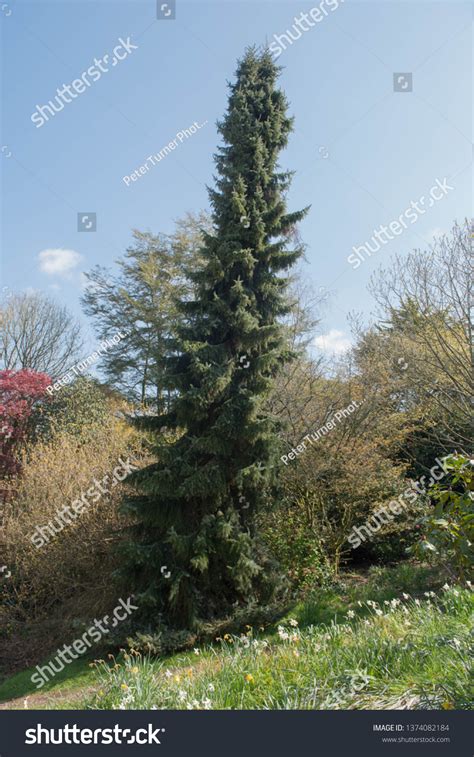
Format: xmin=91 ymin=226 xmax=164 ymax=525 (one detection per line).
xmin=452 ymin=589 xmax=460 ymax=597
xmin=165 ymin=669 xmax=172 ymax=678
xmin=442 ymin=583 xmax=450 ymax=591
xmin=289 ymin=618 xmax=299 ymax=627
xmin=202 ymin=698 xmax=212 ymax=709
xmin=375 ymin=609 xmax=383 ymax=616
xmin=402 ymin=593 xmax=410 ymax=600
xmin=347 ymin=610 xmax=355 ymax=619
xmin=384 ymin=600 xmax=390 ymax=606
xmin=414 ymin=599 xmax=420 ymax=606
xmin=193 ymin=648 xmax=200 ymax=655
xmin=277 ymin=625 xmax=289 ymax=641
xmin=466 ymin=580 xmax=472 ymax=590
xmin=208 ymin=683 xmax=215 ymax=693
xmin=178 ymin=690 xmax=187 ymax=702
xmin=151 ymin=705 xmax=158 ymax=710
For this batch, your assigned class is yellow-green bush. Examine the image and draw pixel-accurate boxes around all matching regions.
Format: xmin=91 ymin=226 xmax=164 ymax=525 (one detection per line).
xmin=0 ymin=416 xmax=144 ymax=673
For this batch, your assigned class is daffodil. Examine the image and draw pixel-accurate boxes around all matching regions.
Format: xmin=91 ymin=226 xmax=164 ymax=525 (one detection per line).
xmin=245 ymin=673 xmax=254 ymax=684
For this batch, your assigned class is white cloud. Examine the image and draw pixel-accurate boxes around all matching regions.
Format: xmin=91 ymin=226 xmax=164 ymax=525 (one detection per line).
xmin=38 ymin=248 xmax=83 ymax=277
xmin=314 ymin=329 xmax=351 ymax=354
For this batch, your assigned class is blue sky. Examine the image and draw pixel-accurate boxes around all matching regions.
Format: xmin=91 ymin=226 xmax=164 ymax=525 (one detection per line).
xmin=1 ymin=0 xmax=472 ymax=357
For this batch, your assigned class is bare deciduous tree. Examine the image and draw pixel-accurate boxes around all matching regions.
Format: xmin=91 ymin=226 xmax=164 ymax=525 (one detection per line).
xmin=0 ymin=292 xmax=83 ymax=379
xmin=367 ymin=219 xmax=473 ymax=450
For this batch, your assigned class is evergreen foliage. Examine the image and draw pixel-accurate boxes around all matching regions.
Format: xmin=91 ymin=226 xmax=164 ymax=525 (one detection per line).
xmin=123 ymin=48 xmax=308 ymax=627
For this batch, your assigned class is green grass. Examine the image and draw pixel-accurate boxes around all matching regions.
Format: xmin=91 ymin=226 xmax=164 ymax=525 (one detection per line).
xmin=292 ymin=563 xmax=442 ymax=628
xmin=0 ymin=657 xmax=96 ymax=709
xmin=1 ymin=565 xmax=471 ymax=711
xmin=87 ymin=580 xmax=473 ymax=711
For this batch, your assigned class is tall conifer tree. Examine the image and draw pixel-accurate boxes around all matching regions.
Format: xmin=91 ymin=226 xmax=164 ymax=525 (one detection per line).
xmin=124 ymin=48 xmax=308 ymax=627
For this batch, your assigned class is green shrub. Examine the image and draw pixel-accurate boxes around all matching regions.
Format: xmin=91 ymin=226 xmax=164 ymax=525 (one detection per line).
xmin=410 ymin=454 xmax=474 ymax=580
xmin=259 ymin=502 xmax=333 ymax=595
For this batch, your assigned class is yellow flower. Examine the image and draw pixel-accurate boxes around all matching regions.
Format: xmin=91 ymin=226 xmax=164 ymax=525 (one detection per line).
xmin=187 ymin=668 xmax=193 ymax=678
xmin=99 ymin=690 xmax=104 ymax=696
xmin=174 ymin=674 xmax=181 ymax=683
xmin=245 ymin=673 xmax=254 ymax=684
xmin=224 ymin=634 xmax=231 ymax=641
xmin=120 ymin=683 xmax=129 ymax=691
xmin=131 ymin=666 xmax=139 ymax=674
xmin=442 ymin=702 xmax=454 ymax=710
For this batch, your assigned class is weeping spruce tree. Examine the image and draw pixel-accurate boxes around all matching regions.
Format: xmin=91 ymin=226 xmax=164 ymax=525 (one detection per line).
xmin=124 ymin=48 xmax=308 ymax=628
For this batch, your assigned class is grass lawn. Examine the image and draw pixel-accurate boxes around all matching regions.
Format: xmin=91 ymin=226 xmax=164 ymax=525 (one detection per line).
xmin=0 ymin=564 xmax=472 ymax=711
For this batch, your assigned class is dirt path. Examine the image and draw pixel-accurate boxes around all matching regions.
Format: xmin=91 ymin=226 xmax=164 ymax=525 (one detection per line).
xmin=0 ymin=685 xmax=98 ymax=711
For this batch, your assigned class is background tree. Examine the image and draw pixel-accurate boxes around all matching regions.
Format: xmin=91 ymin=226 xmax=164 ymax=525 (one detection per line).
xmin=123 ymin=48 xmax=308 ymax=628
xmin=356 ymin=220 xmax=473 ymax=471
xmin=82 ymin=213 xmax=208 ymax=407
xmin=0 ymin=292 xmax=82 ymax=378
